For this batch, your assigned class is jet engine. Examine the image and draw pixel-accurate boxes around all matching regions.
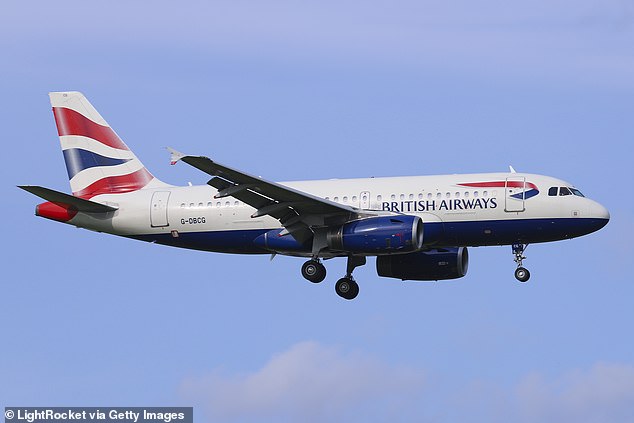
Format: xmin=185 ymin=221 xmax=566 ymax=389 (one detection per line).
xmin=327 ymin=215 xmax=423 ymax=254
xmin=376 ymin=247 xmax=469 ymax=280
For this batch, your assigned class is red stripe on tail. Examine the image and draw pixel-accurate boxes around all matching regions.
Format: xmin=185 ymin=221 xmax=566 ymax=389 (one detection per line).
xmin=74 ymin=168 xmax=154 ymax=199
xmin=53 ymin=107 xmax=128 ymax=150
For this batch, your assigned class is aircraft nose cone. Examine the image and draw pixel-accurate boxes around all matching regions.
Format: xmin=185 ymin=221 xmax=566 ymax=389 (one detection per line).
xmin=588 ymin=201 xmax=610 ymax=232
xmin=592 ymin=202 xmax=610 ymax=221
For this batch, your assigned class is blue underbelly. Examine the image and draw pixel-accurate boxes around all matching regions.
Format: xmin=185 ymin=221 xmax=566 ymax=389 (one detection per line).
xmin=128 ymin=217 xmax=608 ymax=253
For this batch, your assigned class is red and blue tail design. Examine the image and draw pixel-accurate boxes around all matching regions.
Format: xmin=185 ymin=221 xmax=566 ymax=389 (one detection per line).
xmin=50 ymin=91 xmax=167 ymax=199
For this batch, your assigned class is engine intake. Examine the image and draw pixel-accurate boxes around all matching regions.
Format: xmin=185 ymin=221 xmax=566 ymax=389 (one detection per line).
xmin=376 ymin=247 xmax=469 ymax=280
xmin=327 ymin=215 xmax=423 ymax=254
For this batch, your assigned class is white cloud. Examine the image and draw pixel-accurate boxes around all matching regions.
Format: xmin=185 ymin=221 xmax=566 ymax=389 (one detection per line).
xmin=179 ymin=341 xmax=426 ymax=422
xmin=181 ymin=346 xmax=634 ymax=423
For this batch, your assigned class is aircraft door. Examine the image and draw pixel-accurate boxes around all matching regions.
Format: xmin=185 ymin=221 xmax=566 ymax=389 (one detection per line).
xmin=150 ymin=191 xmax=171 ymax=227
xmin=360 ymin=191 xmax=371 ymax=209
xmin=505 ymin=177 xmax=526 ymax=212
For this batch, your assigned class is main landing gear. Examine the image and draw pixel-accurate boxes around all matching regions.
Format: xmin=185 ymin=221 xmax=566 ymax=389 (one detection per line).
xmin=512 ymin=243 xmax=531 ymax=282
xmin=301 ymin=256 xmax=366 ymax=300
xmin=335 ymin=256 xmax=365 ymax=300
xmin=301 ymin=259 xmax=326 ymax=283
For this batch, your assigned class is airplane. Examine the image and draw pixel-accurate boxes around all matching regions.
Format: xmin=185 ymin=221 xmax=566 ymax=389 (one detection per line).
xmin=19 ymin=92 xmax=610 ymax=300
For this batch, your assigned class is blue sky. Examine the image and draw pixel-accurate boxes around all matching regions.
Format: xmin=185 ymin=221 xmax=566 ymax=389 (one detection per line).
xmin=1 ymin=1 xmax=633 ymax=422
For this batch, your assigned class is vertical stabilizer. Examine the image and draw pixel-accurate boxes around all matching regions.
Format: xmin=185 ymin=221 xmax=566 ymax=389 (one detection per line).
xmin=50 ymin=91 xmax=168 ymax=199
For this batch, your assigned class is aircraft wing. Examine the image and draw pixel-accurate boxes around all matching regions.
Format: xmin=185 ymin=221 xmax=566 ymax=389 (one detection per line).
xmin=169 ymin=149 xmax=378 ymax=244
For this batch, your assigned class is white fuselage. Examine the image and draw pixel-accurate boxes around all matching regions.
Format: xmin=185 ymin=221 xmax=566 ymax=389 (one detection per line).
xmin=67 ymin=171 xmax=609 ymax=256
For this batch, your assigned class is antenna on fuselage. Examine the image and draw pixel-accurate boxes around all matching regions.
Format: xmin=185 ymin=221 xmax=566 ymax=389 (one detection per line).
xmin=509 ymin=165 xmax=517 ymax=173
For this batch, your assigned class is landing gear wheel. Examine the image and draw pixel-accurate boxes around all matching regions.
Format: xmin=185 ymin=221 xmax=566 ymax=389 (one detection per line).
xmin=511 ymin=244 xmax=530 ymax=283
xmin=515 ymin=267 xmax=530 ymax=282
xmin=301 ymin=260 xmax=326 ymax=283
xmin=335 ymin=277 xmax=359 ymax=300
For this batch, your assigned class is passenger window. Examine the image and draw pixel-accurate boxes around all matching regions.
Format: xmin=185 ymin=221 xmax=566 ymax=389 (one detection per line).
xmin=446 ymin=192 xmax=451 ymax=198
xmin=343 ymin=196 xmax=348 ymax=203
xmin=474 ymin=191 xmax=479 ymax=197
xmin=464 ymin=191 xmax=469 ymax=198
xmin=198 ymin=202 xmax=203 ymax=207
xmin=483 ymin=191 xmax=488 ymax=197
xmin=427 ymin=193 xmax=433 ymax=199
xmin=548 ymin=187 xmax=558 ymax=196
xmin=559 ymin=187 xmax=572 ymax=196
xmin=334 ymin=197 xmax=339 ymax=202
xmin=455 ymin=192 xmax=460 ymax=198
xmin=436 ymin=192 xmax=442 ymax=199
xmin=391 ymin=194 xmax=396 ymax=200
xmin=409 ymin=194 xmax=414 ymax=200
xmin=377 ymin=195 xmax=382 ymax=201
xmin=216 ymin=202 xmax=221 ymax=208
xmin=418 ymin=193 xmax=423 ymax=199
xmin=189 ymin=203 xmax=194 ymax=208
xmin=400 ymin=194 xmax=405 ymax=200
xmin=207 ymin=202 xmax=212 ymax=207
xmin=180 ymin=203 xmax=185 ymax=208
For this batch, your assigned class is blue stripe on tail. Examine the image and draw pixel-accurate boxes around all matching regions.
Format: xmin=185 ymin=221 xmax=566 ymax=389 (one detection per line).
xmin=62 ymin=148 xmax=131 ymax=179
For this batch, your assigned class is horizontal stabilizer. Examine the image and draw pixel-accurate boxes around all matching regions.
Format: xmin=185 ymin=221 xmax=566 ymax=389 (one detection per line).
xmin=18 ymin=185 xmax=118 ymax=213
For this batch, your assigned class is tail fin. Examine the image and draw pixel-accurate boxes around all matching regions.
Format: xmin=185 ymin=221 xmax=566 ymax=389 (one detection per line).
xmin=50 ymin=91 xmax=168 ymax=199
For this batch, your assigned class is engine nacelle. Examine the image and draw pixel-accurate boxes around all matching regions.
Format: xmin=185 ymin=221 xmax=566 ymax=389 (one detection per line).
xmin=253 ymin=228 xmax=309 ymax=253
xmin=327 ymin=215 xmax=423 ymax=254
xmin=376 ymin=247 xmax=469 ymax=281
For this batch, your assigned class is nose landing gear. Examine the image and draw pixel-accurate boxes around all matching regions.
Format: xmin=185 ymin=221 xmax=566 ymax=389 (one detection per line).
xmin=514 ymin=266 xmax=530 ymax=282
xmin=512 ymin=243 xmax=531 ymax=282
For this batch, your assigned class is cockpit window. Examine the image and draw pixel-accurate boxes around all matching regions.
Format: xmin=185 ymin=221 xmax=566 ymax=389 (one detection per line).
xmin=549 ymin=186 xmax=584 ymax=197
xmin=570 ymin=188 xmax=585 ymax=197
